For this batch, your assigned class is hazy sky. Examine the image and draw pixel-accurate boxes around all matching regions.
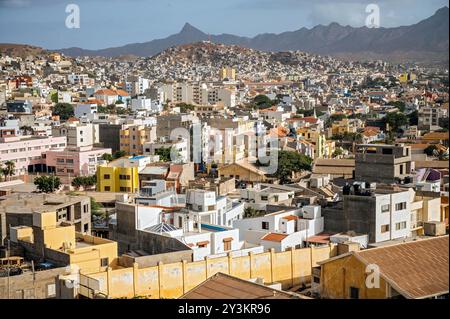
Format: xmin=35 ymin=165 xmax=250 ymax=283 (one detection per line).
xmin=0 ymin=0 xmax=448 ymax=49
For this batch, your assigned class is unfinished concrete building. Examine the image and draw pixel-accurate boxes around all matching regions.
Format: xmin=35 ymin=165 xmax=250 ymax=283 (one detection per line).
xmin=354 ymin=144 xmax=413 ymax=184
xmin=0 ymin=193 xmax=91 ymax=245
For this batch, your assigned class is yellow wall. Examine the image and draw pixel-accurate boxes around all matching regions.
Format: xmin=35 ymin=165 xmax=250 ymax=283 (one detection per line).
xmin=320 ymin=254 xmax=387 ymax=299
xmin=68 ymin=235 xmax=119 ymax=274
xmin=97 ymin=165 xmax=139 ymax=193
xmin=42 ymin=225 xmax=76 ymax=250
xmin=83 ymin=245 xmax=337 ymax=299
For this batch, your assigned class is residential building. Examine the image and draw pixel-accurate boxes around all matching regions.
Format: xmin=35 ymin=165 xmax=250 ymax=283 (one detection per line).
xmin=0 ymin=135 xmax=67 ymax=175
xmin=317 ymin=236 xmax=449 ymax=299
xmin=0 ymin=193 xmax=91 ymax=245
xmin=233 ymin=206 xmax=324 ymax=252
xmin=120 ymin=125 xmax=156 ymax=156
xmin=96 ymin=156 xmax=152 ymax=193
xmin=354 ymin=144 xmax=413 ymax=184
xmin=10 ymin=211 xmax=117 ymax=274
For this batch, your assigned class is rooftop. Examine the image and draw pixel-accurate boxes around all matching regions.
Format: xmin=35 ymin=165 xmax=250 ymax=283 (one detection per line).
xmin=180 ymin=272 xmax=304 ymax=299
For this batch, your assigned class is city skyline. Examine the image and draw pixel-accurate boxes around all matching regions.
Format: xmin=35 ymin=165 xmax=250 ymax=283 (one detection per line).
xmin=0 ymin=0 xmax=448 ymax=50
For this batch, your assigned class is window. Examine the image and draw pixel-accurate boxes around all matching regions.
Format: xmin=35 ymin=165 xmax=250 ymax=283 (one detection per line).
xmin=382 ymin=148 xmax=393 ymax=155
xmin=396 ymin=222 xmax=407 ymax=231
xmin=103 ymin=174 xmax=110 ymax=180
xmin=47 ymin=284 xmax=56 ymax=298
xmin=395 ymin=202 xmax=407 ymax=211
xmin=104 ymin=186 xmax=111 ymax=191
xmin=274 ymin=195 xmax=279 ymax=202
xmin=400 ymin=165 xmax=404 ymax=175
xmin=381 ymin=204 xmax=390 ymax=213
xmin=83 ymin=223 xmax=89 ymax=232
xmin=381 ymin=224 xmax=390 ymax=233
xmin=350 ymin=287 xmax=360 ymax=299
xmin=223 ymin=239 xmax=232 ymax=251
xmin=262 ymin=222 xmax=269 ymax=230
xmin=100 ymin=258 xmax=109 ymax=267
xmin=261 ymin=195 xmax=268 ymax=201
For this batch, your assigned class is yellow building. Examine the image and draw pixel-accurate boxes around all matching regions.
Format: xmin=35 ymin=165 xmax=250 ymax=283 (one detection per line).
xmin=317 ymin=236 xmax=449 ymax=299
xmin=11 ymin=211 xmax=118 ymax=274
xmin=331 ymin=118 xmax=362 ymax=136
xmin=96 ymin=157 xmax=143 ymax=193
xmin=220 ymin=67 xmax=236 ymax=81
xmin=120 ymin=125 xmax=154 ymax=156
xmin=297 ymin=128 xmax=328 ymax=159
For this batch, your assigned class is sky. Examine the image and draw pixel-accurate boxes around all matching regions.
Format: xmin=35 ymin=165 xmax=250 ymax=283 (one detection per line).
xmin=0 ymin=0 xmax=448 ymax=50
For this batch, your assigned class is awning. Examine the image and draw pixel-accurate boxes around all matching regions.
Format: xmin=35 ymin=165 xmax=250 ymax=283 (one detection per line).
xmin=197 ymin=241 xmax=210 ymax=246
xmin=222 ymin=237 xmax=233 ymax=242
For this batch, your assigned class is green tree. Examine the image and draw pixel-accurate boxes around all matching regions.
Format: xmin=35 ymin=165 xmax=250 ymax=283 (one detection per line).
xmin=254 ymin=95 xmax=273 ymax=109
xmin=72 ymin=175 xmax=96 ymax=190
xmin=3 ymin=161 xmax=15 ymax=180
xmin=271 ymin=151 xmax=313 ymax=184
xmin=20 ymin=125 xmax=34 ymax=135
xmin=113 ymin=150 xmax=127 ymax=159
xmin=332 ymin=148 xmax=344 ymax=158
xmin=50 ymin=92 xmax=58 ymax=103
xmin=34 ymin=176 xmax=61 ymax=193
xmin=97 ymin=105 xmax=108 ymax=113
xmin=90 ymin=197 xmax=105 ymax=219
xmin=155 ymin=147 xmax=172 ymax=162
xmin=408 ymin=110 xmax=419 ymax=126
xmin=384 ymin=112 xmax=408 ymax=133
xmin=102 ymin=153 xmax=114 ymax=162
xmin=176 ymin=103 xmax=196 ymax=113
xmin=52 ymin=103 xmax=74 ymax=120
xmin=439 ymin=117 xmax=449 ymax=131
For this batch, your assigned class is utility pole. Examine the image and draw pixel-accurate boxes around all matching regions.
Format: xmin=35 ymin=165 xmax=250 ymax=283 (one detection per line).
xmin=7 ymin=238 xmax=10 ymax=299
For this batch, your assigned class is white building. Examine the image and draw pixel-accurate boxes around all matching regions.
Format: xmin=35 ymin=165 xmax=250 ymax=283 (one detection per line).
xmin=240 ymin=184 xmax=295 ymax=211
xmin=233 ymin=206 xmax=324 ymax=252
xmin=74 ymin=103 xmax=98 ymax=119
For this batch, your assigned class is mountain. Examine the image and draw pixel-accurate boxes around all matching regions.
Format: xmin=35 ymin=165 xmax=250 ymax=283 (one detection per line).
xmin=57 ymin=7 xmax=449 ymax=63
xmin=0 ymin=44 xmax=48 ymax=58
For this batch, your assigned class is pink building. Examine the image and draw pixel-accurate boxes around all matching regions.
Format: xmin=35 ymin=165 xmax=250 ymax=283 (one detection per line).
xmin=0 ymin=135 xmax=67 ymax=175
xmin=44 ymin=146 xmax=112 ymax=177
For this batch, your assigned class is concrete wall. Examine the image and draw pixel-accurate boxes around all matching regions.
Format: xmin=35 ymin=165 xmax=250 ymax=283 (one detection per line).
xmin=80 ymin=244 xmax=338 ymax=299
xmin=120 ymin=250 xmax=193 ymax=268
xmin=0 ymin=267 xmax=67 ymax=299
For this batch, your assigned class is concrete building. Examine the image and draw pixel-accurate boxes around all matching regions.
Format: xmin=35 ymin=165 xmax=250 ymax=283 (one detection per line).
xmin=418 ymin=105 xmax=448 ymax=131
xmin=0 ymin=193 xmax=91 ymax=245
xmin=10 ymin=211 xmax=117 ymax=274
xmin=96 ymin=156 xmax=153 ymax=193
xmin=74 ymin=103 xmax=98 ymax=119
xmin=174 ymin=189 xmax=244 ymax=228
xmin=240 ymin=184 xmax=295 ymax=211
xmin=323 ymin=183 xmax=442 ymax=243
xmin=354 ymin=144 xmax=413 ymax=184
xmin=0 ymin=135 xmax=67 ymax=175
xmin=120 ymin=125 xmax=156 ymax=156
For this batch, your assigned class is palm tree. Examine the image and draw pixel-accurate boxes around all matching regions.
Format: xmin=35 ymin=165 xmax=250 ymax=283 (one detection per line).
xmin=0 ymin=167 xmax=4 ymax=182
xmin=3 ymin=161 xmax=15 ymax=181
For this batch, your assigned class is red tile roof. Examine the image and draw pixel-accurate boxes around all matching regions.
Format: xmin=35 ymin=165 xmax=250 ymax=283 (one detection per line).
xmin=261 ymin=233 xmax=288 ymax=242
